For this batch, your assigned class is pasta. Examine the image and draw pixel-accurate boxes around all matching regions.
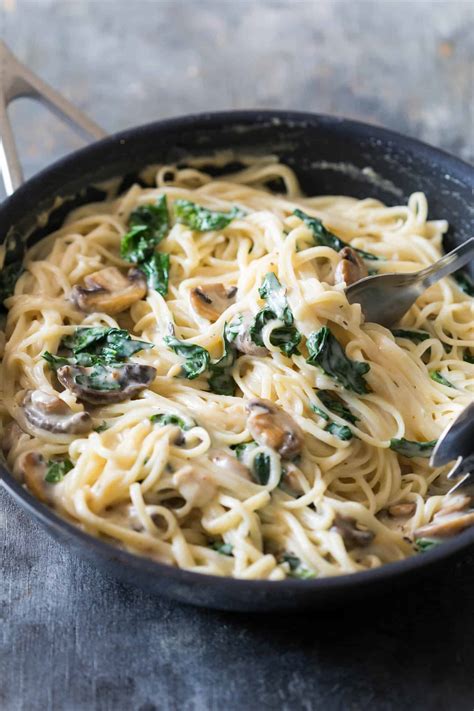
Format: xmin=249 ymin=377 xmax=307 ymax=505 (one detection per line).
xmin=1 ymin=158 xmax=473 ymax=581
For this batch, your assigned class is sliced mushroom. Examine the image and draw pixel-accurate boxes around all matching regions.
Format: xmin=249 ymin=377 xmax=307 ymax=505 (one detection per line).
xmin=19 ymin=451 xmax=51 ymax=503
xmin=388 ymin=502 xmax=416 ymax=518
xmin=334 ymin=247 xmax=368 ymax=286
xmin=246 ymin=398 xmax=304 ymax=459
xmin=57 ymin=363 xmax=156 ymax=405
xmin=23 ymin=389 xmax=93 ymax=434
xmin=281 ymin=462 xmax=305 ymax=496
xmin=71 ymin=267 xmax=147 ymax=314
xmin=190 ymin=283 xmax=237 ymax=321
xmin=173 ymin=465 xmax=217 ymax=507
xmin=209 ymin=449 xmax=252 ymax=481
xmin=234 ymin=313 xmax=269 ymax=357
xmin=332 ymin=514 xmax=375 ymax=550
xmin=414 ymin=495 xmax=474 ymax=539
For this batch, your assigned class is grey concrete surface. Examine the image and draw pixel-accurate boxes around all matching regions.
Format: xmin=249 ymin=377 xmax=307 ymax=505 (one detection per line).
xmin=1 ymin=1 xmax=473 ymax=710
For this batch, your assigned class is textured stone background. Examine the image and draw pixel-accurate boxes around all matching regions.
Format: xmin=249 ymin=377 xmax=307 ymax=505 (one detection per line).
xmin=1 ymin=1 xmax=473 ymax=710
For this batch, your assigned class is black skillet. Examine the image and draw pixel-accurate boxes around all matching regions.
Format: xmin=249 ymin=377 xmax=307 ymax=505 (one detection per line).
xmin=1 ymin=42 xmax=473 ymax=611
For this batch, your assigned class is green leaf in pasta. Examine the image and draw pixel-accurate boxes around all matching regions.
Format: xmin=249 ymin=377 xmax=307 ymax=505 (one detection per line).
xmin=389 ymin=438 xmax=437 ymax=458
xmin=139 ymin=252 xmax=170 ymax=295
xmin=0 ymin=262 xmax=23 ymax=303
xmin=233 ymin=441 xmax=271 ymax=485
xmin=121 ymin=195 xmax=170 ymax=263
xmin=316 ymin=390 xmax=358 ymax=424
xmin=306 ymin=327 xmax=370 ymax=394
xmin=415 ymin=537 xmax=443 ymax=553
xmin=293 ymin=208 xmax=379 ymax=260
xmin=150 ymin=413 xmax=194 ymax=430
xmin=392 ymin=329 xmax=431 ymax=344
xmin=45 ymin=458 xmax=74 ymax=483
xmin=208 ymin=324 xmax=238 ymax=396
xmin=430 ymin=370 xmax=455 ymax=388
xmin=309 ymin=401 xmax=354 ymax=441
xmin=62 ymin=327 xmax=153 ymax=364
xmin=174 ymin=199 xmax=243 ymax=231
xmin=209 ymin=541 xmax=234 ymax=556
xmin=464 ymin=350 xmax=474 ymax=364
xmin=164 ymin=333 xmax=211 ymax=380
xmin=280 ymin=553 xmax=316 ymax=579
xmin=249 ymin=273 xmax=301 ymax=356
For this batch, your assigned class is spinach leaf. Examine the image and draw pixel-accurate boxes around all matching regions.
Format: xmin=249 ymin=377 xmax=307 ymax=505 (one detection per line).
xmin=392 ymin=329 xmax=431 ymax=344
xmin=280 ymin=553 xmax=316 ymax=580
xmin=293 ymin=209 xmax=379 ymax=260
xmin=317 ymin=390 xmax=358 ymax=424
xmin=164 ymin=334 xmax=211 ymax=379
xmin=326 ymin=422 xmax=353 ymax=441
xmin=174 ymin=199 xmax=243 ymax=231
xmin=390 ymin=438 xmax=437 ymax=458
xmin=150 ymin=413 xmax=193 ymax=430
xmin=0 ymin=262 xmax=23 ymax=303
xmin=306 ymin=327 xmax=370 ymax=394
xmin=249 ymin=273 xmax=301 ymax=356
xmin=415 ymin=537 xmax=442 ymax=553
xmin=430 ymin=371 xmax=455 ymax=388
xmin=121 ymin=195 xmax=170 ymax=263
xmin=62 ymin=327 xmax=153 ymax=363
xmin=94 ymin=421 xmax=109 ymax=433
xmin=309 ymin=402 xmax=354 ymax=441
xmin=42 ymin=351 xmax=71 ymax=370
xmin=75 ymin=364 xmax=124 ymax=391
xmin=209 ymin=541 xmax=233 ymax=556
xmin=45 ymin=458 xmax=74 ymax=483
xmin=121 ymin=196 xmax=170 ymax=296
xmin=453 ymin=270 xmax=474 ymax=297
xmin=139 ymin=252 xmax=170 ymax=295
xmin=233 ymin=441 xmax=271 ymax=485
xmin=464 ymin=351 xmax=474 ymax=364
xmin=208 ymin=324 xmax=237 ymax=396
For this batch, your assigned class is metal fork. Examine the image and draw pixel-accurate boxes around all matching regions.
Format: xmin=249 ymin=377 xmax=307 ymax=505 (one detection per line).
xmin=345 ymin=238 xmax=474 ymax=327
xmin=431 ymin=403 xmax=474 ymax=495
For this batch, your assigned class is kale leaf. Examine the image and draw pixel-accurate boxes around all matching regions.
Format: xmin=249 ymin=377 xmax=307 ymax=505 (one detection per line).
xmin=249 ymin=273 xmax=301 ymax=356
xmin=392 ymin=329 xmax=431 ymax=344
xmin=415 ymin=537 xmax=442 ymax=553
xmin=430 ymin=370 xmax=455 ymax=388
xmin=121 ymin=195 xmax=170 ymax=294
xmin=164 ymin=334 xmax=211 ymax=379
xmin=208 ymin=323 xmax=237 ymax=396
xmin=317 ymin=390 xmax=358 ymax=424
xmin=233 ymin=441 xmax=271 ymax=485
xmin=45 ymin=458 xmax=74 ymax=483
xmin=293 ymin=209 xmax=379 ymax=260
xmin=389 ymin=438 xmax=437 ymax=458
xmin=0 ymin=262 xmax=23 ymax=303
xmin=280 ymin=553 xmax=316 ymax=579
xmin=139 ymin=252 xmax=170 ymax=296
xmin=150 ymin=413 xmax=193 ymax=430
xmin=306 ymin=327 xmax=370 ymax=394
xmin=209 ymin=541 xmax=234 ymax=556
xmin=174 ymin=199 xmax=243 ymax=231
xmin=121 ymin=195 xmax=170 ymax=262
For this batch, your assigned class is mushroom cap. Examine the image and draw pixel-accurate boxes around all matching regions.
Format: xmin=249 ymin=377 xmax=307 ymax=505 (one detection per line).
xmin=19 ymin=451 xmax=50 ymax=503
xmin=334 ymin=247 xmax=368 ymax=286
xmin=71 ymin=267 xmax=147 ymax=314
xmin=190 ymin=283 xmax=237 ymax=322
xmin=57 ymin=363 xmax=157 ymax=405
xmin=245 ymin=398 xmax=304 ymax=459
xmin=332 ymin=514 xmax=375 ymax=550
xmin=209 ymin=449 xmax=252 ymax=481
xmin=23 ymin=389 xmax=93 ymax=434
xmin=414 ymin=495 xmax=474 ymax=539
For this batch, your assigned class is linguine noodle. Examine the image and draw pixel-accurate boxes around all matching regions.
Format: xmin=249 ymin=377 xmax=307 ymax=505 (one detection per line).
xmin=1 ymin=159 xmax=473 ymax=581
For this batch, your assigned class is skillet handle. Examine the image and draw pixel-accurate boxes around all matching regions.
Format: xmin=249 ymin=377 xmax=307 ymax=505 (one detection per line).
xmin=0 ymin=40 xmax=106 ymax=196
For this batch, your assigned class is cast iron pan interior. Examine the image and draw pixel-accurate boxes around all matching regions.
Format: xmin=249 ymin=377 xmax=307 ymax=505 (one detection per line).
xmin=1 ymin=111 xmax=473 ymax=611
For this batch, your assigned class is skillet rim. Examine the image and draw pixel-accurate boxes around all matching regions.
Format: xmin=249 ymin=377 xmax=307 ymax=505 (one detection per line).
xmin=1 ymin=109 xmax=473 ymax=599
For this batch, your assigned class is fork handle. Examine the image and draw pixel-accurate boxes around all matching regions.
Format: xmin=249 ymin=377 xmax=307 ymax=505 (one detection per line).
xmin=419 ymin=238 xmax=474 ymax=288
